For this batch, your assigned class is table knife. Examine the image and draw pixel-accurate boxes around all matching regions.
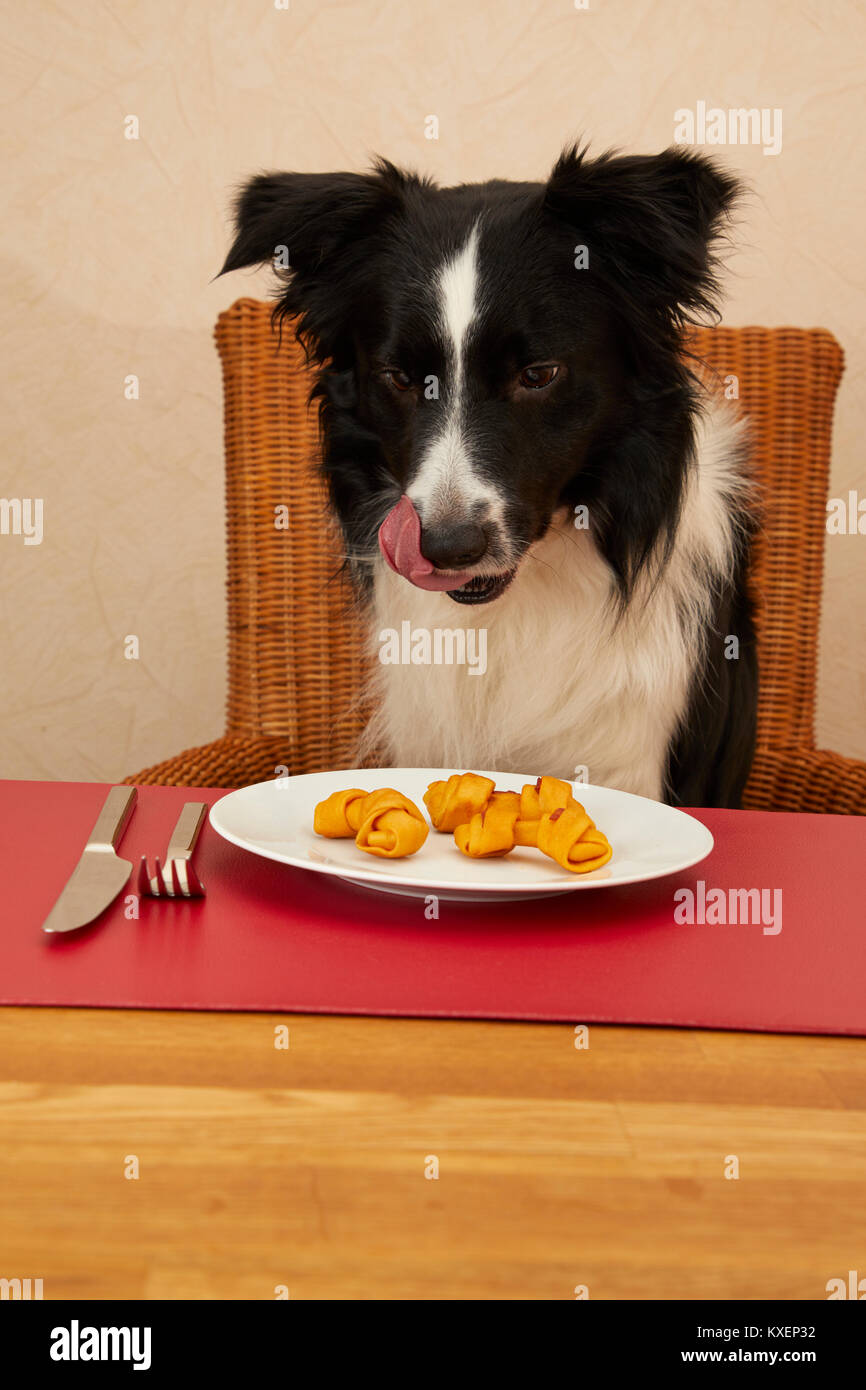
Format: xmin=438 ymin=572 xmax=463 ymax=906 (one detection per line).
xmin=41 ymin=786 xmax=138 ymax=934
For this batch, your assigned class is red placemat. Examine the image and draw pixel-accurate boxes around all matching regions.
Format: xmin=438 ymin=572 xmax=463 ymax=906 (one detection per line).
xmin=1 ymin=779 xmax=864 ymax=1035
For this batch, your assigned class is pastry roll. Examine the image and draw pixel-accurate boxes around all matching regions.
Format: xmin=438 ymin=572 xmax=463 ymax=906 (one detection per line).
xmin=313 ymin=788 xmax=369 ymax=838
xmin=535 ymin=805 xmax=612 ymax=874
xmin=354 ymin=789 xmax=429 ymax=858
xmin=424 ymin=773 xmax=496 ymax=832
xmin=513 ymin=819 xmax=540 ymax=847
xmin=454 ymin=791 xmax=521 ymax=858
xmin=518 ymin=776 xmax=578 ymax=821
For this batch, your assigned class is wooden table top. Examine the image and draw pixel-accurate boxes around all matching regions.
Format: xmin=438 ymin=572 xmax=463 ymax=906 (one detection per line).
xmin=1 ymin=1007 xmax=863 ymax=1300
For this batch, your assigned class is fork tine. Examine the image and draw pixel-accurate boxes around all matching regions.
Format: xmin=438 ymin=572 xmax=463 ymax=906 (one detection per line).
xmin=184 ymin=859 xmax=205 ymax=897
xmin=169 ymin=859 xmax=184 ymax=897
xmin=137 ymin=857 xmax=152 ymax=898
xmin=154 ymin=856 xmax=168 ymax=896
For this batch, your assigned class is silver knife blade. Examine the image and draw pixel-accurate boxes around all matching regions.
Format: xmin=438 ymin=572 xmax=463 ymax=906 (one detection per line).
xmin=42 ymin=786 xmax=138 ymax=934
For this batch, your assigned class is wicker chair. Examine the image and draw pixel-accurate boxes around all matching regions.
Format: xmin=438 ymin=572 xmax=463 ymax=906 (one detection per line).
xmin=125 ymin=299 xmax=866 ymax=813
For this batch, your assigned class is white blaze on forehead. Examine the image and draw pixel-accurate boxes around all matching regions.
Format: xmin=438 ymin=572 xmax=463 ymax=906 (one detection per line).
xmin=438 ymin=220 xmax=481 ymax=381
xmin=409 ymin=219 xmax=505 ymax=531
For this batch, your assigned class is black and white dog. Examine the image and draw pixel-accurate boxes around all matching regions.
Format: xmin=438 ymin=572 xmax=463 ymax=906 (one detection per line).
xmin=220 ymin=145 xmax=757 ymax=807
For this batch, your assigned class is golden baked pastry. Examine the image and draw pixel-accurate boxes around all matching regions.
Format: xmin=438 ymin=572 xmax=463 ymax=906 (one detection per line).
xmin=313 ymin=788 xmax=369 ymax=838
xmin=353 ymin=789 xmax=429 ymax=858
xmin=453 ymin=789 xmax=610 ymax=871
xmin=535 ymin=805 xmax=612 ymax=874
xmin=424 ymin=772 xmax=496 ymax=832
xmin=314 ymin=772 xmax=612 ymax=873
xmin=518 ymin=776 xmax=579 ymax=821
xmin=454 ymin=791 xmax=521 ymax=858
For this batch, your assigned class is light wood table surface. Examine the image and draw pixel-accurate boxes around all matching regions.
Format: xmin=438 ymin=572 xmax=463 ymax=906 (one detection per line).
xmin=0 ymin=1007 xmax=863 ymax=1300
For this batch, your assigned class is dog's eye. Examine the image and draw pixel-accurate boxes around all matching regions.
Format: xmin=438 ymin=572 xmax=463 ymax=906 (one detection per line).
xmin=382 ymin=368 xmax=413 ymax=392
xmin=518 ymin=364 xmax=560 ymax=390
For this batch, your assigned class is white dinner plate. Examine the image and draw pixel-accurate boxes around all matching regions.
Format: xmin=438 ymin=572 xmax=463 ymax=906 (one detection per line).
xmin=208 ymin=767 xmax=714 ymax=902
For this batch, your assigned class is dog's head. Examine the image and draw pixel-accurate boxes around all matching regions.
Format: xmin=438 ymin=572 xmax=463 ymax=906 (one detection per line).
xmin=221 ymin=146 xmax=739 ymax=603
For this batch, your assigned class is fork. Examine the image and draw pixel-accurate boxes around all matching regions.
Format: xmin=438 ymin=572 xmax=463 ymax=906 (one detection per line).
xmin=138 ymin=802 xmax=208 ymax=899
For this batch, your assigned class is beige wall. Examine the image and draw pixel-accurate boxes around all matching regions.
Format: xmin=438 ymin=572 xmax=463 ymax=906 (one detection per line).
xmin=2 ymin=0 xmax=864 ymax=781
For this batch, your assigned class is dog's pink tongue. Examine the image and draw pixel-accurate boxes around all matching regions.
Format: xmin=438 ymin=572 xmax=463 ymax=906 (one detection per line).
xmin=378 ymin=495 xmax=476 ymax=592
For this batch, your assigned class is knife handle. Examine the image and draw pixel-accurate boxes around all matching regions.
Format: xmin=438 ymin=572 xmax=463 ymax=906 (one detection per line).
xmin=87 ymin=786 xmax=137 ymax=851
xmin=166 ymin=802 xmax=207 ymax=860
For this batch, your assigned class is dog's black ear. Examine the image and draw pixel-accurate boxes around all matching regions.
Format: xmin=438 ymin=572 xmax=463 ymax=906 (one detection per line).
xmin=543 ymin=145 xmax=740 ymax=331
xmin=219 ymin=163 xmax=407 ymax=277
xmin=219 ymin=159 xmax=418 ymax=360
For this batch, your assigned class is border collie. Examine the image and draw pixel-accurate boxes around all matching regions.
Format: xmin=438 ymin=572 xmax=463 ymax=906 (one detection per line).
xmin=220 ymin=145 xmax=758 ymax=807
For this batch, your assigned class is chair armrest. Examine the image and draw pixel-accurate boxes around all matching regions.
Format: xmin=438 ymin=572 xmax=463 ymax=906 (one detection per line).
xmin=122 ymin=735 xmax=295 ymax=788
xmin=744 ymin=745 xmax=866 ymax=815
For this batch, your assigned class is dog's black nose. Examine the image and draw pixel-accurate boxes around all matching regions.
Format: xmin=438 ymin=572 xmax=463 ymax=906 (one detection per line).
xmin=420 ymin=521 xmax=488 ymax=570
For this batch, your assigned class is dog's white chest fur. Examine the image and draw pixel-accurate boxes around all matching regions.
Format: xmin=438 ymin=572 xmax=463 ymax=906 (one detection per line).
xmin=359 ymin=402 xmax=748 ymax=801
